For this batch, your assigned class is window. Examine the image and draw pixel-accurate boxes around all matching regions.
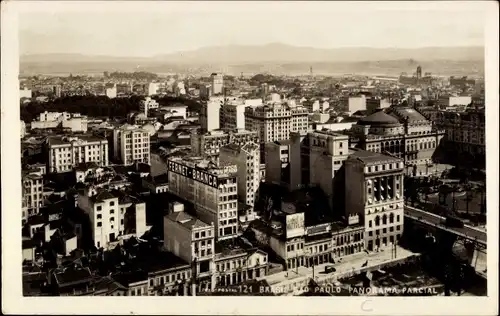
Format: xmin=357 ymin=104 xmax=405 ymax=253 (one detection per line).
xmin=97 ymin=214 xmax=102 ymax=219
xmin=97 ymin=222 xmax=102 ymax=227
xmin=110 ymin=201 xmax=115 ymax=206
xmin=97 ymin=205 xmax=102 ymax=211
xmin=195 ymin=232 xmax=199 ymax=239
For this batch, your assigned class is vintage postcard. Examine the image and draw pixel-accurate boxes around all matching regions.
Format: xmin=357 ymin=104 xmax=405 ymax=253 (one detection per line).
xmin=1 ymin=1 xmax=498 ymax=315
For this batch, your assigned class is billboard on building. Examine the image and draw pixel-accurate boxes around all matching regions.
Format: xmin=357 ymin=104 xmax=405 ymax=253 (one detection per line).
xmin=286 ymin=213 xmax=305 ymax=238
xmin=168 ymin=160 xmax=228 ymax=188
xmin=305 ymin=223 xmax=331 ymax=236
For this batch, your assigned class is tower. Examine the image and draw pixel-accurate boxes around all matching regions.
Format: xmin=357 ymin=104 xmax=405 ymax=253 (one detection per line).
xmin=416 ymin=66 xmax=422 ymax=80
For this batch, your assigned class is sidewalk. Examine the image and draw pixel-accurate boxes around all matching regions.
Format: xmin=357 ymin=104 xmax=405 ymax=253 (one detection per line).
xmin=257 ymin=246 xmax=418 ymax=295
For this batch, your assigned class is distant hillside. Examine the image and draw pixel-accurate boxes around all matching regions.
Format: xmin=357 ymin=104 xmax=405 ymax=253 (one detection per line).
xmin=154 ymin=43 xmax=484 ymax=64
xmin=20 ymin=44 xmax=484 ymax=76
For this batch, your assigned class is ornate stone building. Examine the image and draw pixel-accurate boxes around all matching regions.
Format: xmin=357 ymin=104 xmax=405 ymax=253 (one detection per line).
xmin=349 ymin=107 xmax=445 ymax=176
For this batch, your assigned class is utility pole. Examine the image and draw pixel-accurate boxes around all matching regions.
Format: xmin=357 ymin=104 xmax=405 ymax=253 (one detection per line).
xmin=191 ymin=257 xmax=197 ymax=296
xmin=296 ymin=252 xmax=299 ymax=275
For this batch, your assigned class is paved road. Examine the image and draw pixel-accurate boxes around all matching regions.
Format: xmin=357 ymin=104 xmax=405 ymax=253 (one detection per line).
xmin=405 ymin=206 xmax=487 ymax=244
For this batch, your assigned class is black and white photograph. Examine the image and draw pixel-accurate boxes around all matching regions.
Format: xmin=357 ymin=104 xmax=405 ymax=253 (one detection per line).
xmin=1 ymin=1 xmax=498 ymax=315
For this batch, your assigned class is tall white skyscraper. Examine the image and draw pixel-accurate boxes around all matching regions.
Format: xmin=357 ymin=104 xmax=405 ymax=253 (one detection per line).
xmin=200 ymin=100 xmax=221 ymax=132
xmin=210 ymin=73 xmax=224 ymax=95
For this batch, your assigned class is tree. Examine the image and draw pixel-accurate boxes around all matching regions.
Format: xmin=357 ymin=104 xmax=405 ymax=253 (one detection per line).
xmin=20 ymin=95 xmax=146 ymax=122
xmin=422 ymin=186 xmax=431 ymax=204
xmin=475 ymin=184 xmax=486 ymax=214
xmin=464 ymin=185 xmax=474 ymax=214
xmin=438 ymin=184 xmax=451 ymax=206
xmin=264 ymin=196 xmax=274 ymax=221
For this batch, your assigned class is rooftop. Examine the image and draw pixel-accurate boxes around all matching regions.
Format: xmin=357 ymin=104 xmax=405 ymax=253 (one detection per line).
xmin=348 ymin=149 xmax=402 ymax=165
xmin=166 ymin=211 xmax=212 ymax=230
xmin=74 ymin=161 xmax=100 ymax=171
xmin=136 ymin=250 xmax=190 ymax=275
xmin=311 ymin=129 xmax=350 ymax=139
xmin=389 ymin=107 xmax=428 ymax=123
xmin=47 ymin=135 xmax=107 ymax=146
xmin=53 ymin=264 xmax=93 ymax=287
xmin=357 ymin=111 xmax=401 ymax=127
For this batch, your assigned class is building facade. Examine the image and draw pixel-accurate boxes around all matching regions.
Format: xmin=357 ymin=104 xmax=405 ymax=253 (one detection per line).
xmin=346 ymin=96 xmax=367 ymax=113
xmin=166 ymin=156 xmax=239 ymax=241
xmin=22 ymin=172 xmax=44 ymax=222
xmin=345 ymin=150 xmax=404 ymax=251
xmin=244 ymin=104 xmax=309 ymax=144
xmin=112 ymin=124 xmax=151 ymax=165
xmin=139 ymin=97 xmax=159 ymax=117
xmin=350 ymin=107 xmax=445 ymax=176
xmin=265 ymin=140 xmax=291 ymax=189
xmin=77 ymin=188 xmax=148 ymax=248
xmin=432 ymin=109 xmax=485 ymax=164
xmin=220 ymin=103 xmax=246 ymax=130
xmin=307 ymin=131 xmax=349 ymax=207
xmin=215 ymin=249 xmax=268 ymax=287
xmin=47 ymin=135 xmax=109 ymax=173
xmin=211 ymin=73 xmax=224 ymax=95
xmin=163 ymin=202 xmax=216 ymax=292
xmin=219 ymin=142 xmax=260 ymax=212
xmin=200 ymin=100 xmax=222 ymax=132
xmin=190 ymin=129 xmax=259 ymax=159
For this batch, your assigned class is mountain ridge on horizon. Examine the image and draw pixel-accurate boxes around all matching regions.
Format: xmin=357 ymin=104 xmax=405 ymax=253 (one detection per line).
xmin=21 ymin=43 xmax=485 ymax=64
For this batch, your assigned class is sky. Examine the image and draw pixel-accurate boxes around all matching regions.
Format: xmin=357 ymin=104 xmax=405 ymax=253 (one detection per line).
xmin=18 ymin=1 xmax=486 ymax=57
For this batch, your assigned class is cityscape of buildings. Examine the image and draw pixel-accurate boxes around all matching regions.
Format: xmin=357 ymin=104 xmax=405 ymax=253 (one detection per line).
xmin=18 ymin=62 xmax=488 ymax=298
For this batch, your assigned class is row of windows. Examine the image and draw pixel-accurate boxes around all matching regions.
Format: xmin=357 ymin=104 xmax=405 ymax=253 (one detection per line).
xmin=96 ymin=201 xmax=115 ymax=210
xmin=368 ymin=213 xmax=401 ymax=227
xmin=287 ymin=243 xmax=304 ymax=252
xmin=220 ymin=218 xmax=237 ymax=226
xmin=96 ymin=218 xmax=123 ymax=227
xmin=219 ymin=202 xmax=237 ymax=210
xmin=194 ymin=248 xmax=212 ymax=257
xmin=219 ymin=226 xmax=237 ymax=237
xmin=149 ymin=271 xmax=190 ymax=287
xmin=367 ymin=227 xmax=401 ymax=237
xmin=220 ymin=195 xmax=238 ymax=202
xmin=220 ymin=210 xmax=237 ymax=218
xmin=220 ymin=186 xmax=236 ymax=193
xmin=216 ymin=257 xmax=266 ymax=272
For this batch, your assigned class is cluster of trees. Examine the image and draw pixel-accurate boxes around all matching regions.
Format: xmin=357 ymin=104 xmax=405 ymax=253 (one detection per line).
xmin=152 ymin=95 xmax=202 ymax=113
xmin=20 ymin=95 xmax=203 ymax=122
xmin=248 ymin=74 xmax=302 ymax=90
xmin=105 ymin=71 xmax=158 ymax=80
xmin=20 ymin=95 xmax=143 ymax=122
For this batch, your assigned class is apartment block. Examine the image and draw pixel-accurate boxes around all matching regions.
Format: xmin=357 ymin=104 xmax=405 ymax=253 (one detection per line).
xmin=47 ymin=135 xmax=109 ymax=173
xmin=113 ymin=124 xmax=151 ymax=165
